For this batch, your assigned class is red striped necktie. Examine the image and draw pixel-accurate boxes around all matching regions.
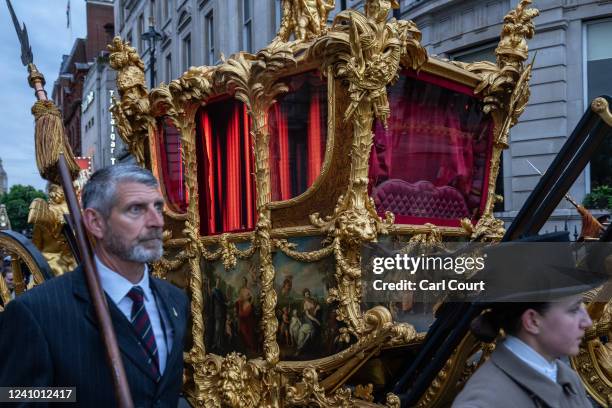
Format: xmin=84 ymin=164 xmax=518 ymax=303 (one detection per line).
xmin=127 ymin=286 xmax=161 ymax=382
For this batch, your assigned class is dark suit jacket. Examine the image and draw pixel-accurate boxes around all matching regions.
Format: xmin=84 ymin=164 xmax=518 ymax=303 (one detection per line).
xmin=0 ymin=267 xmax=189 ymax=408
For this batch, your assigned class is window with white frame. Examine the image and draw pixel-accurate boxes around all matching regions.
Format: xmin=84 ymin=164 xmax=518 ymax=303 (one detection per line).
xmin=182 ymin=34 xmax=192 ymax=72
xmin=243 ymin=0 xmax=253 ymax=53
xmin=586 ymin=19 xmax=612 ymax=189
xmin=206 ymin=11 xmax=215 ymax=65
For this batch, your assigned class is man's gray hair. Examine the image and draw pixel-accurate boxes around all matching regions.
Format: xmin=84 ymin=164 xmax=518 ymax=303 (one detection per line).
xmin=81 ymin=165 xmax=159 ymax=218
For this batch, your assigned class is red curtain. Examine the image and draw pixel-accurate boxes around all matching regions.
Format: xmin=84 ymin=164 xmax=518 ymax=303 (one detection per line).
xmin=243 ymin=104 xmax=254 ymax=227
xmin=271 ymin=104 xmax=292 ymax=200
xmin=268 ymin=73 xmax=327 ymax=201
xmin=307 ymin=89 xmax=322 ymax=186
xmin=369 ymin=71 xmax=493 ymax=224
xmin=198 ymin=101 xmax=256 ymax=235
xmin=157 ymin=117 xmax=187 ymax=212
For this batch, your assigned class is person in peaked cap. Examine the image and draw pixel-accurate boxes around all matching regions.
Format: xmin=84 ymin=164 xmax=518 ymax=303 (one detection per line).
xmin=452 ymin=232 xmax=610 ymax=408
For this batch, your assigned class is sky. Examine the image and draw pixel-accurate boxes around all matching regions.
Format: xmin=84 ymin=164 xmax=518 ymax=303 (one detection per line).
xmin=0 ymin=0 xmax=87 ymax=192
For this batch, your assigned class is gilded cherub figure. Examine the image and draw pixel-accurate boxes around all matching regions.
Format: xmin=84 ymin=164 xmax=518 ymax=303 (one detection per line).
xmin=28 ymin=184 xmax=77 ymax=276
xmin=277 ymin=0 xmax=335 ymax=41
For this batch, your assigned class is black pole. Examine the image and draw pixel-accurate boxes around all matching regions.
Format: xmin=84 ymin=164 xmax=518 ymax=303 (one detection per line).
xmin=141 ymin=17 xmax=161 ymax=89
xmin=149 ymin=46 xmax=155 ymax=89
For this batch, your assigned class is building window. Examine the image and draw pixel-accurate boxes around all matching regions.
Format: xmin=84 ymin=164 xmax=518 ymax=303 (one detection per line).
xmin=162 ymin=0 xmax=171 ymax=22
xmin=138 ymin=14 xmax=145 ymax=52
xmin=451 ymin=45 xmax=496 ymax=64
xmin=126 ymin=30 xmax=133 ymax=46
xmin=182 ymin=34 xmax=192 ymax=71
xmin=118 ymin=0 xmax=125 ymax=27
xmin=243 ymin=0 xmax=253 ymax=53
xmin=586 ymin=19 xmax=612 ymax=189
xmin=205 ymin=11 xmax=214 ymax=65
xmin=165 ymin=53 xmax=172 ymax=82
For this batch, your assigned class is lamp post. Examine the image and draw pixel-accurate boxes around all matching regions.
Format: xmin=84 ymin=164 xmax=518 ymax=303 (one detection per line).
xmin=141 ymin=16 xmax=162 ymax=89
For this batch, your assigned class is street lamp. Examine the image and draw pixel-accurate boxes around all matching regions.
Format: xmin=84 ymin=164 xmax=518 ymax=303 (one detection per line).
xmin=141 ymin=16 xmax=162 ymax=88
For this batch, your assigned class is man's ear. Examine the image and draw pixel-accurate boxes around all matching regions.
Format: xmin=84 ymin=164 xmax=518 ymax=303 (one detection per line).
xmin=82 ymin=208 xmax=106 ymax=239
xmin=521 ymin=309 xmax=542 ymax=335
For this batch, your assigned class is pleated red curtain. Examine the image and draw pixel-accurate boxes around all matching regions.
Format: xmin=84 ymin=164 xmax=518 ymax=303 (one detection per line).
xmin=197 ymin=100 xmax=256 ymax=235
xmin=157 ymin=117 xmax=188 ymax=212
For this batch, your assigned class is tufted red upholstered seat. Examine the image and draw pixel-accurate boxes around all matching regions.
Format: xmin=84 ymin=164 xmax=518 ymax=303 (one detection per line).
xmin=373 ymin=179 xmax=470 ymax=219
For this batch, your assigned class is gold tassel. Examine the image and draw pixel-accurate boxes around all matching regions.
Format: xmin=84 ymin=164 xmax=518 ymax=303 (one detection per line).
xmin=31 ymin=100 xmax=80 ymax=185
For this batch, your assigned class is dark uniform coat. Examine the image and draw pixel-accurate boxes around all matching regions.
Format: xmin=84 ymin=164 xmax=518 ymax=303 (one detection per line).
xmin=452 ymin=344 xmax=592 ymax=408
xmin=0 ymin=267 xmax=189 ymax=408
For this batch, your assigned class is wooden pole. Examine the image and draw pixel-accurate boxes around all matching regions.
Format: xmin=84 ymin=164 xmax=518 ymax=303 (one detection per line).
xmin=57 ymin=155 xmax=134 ymax=408
xmin=32 ymin=73 xmax=134 ymax=408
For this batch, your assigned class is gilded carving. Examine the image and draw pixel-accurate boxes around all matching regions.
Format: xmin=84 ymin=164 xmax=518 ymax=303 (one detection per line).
xmin=28 ymin=184 xmax=77 ymax=276
xmin=276 ymin=0 xmax=335 ymax=42
xmin=572 ymin=288 xmax=612 ymax=407
xmin=354 ymin=383 xmax=374 ymax=402
xmin=217 ymin=41 xmax=297 ymax=366
xmin=461 ymin=215 xmax=505 ymax=243
xmin=286 ymin=366 xmax=354 ymax=407
xmin=273 ymin=238 xmax=334 ymax=262
xmin=107 ymin=37 xmax=153 ymax=166
xmin=408 ymin=223 xmax=443 ymax=244
xmin=186 ymin=353 xmax=284 ymax=408
xmin=308 ymin=2 xmax=425 ymax=338
xmin=156 ymin=65 xmax=215 ymax=403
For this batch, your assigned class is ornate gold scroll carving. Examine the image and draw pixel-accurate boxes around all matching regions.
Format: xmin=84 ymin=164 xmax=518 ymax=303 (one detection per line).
xmin=308 ymin=0 xmax=425 ymax=340
xmin=218 ymin=40 xmax=297 ymax=366
xmin=190 ymin=353 xmax=281 ymax=408
xmin=572 ymin=285 xmax=612 ymax=407
xmin=107 ymin=37 xmax=153 ymax=166
xmin=149 ymin=63 xmax=217 ymax=403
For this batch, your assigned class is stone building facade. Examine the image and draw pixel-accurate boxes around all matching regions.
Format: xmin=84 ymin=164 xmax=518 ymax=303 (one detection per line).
xmin=113 ymin=0 xmax=370 ymax=86
xmin=52 ymin=0 xmax=115 ymax=157
xmin=81 ymin=56 xmax=131 ymax=170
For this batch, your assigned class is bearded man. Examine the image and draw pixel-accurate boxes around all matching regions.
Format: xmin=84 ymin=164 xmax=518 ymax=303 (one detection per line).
xmin=0 ymin=165 xmax=188 ymax=408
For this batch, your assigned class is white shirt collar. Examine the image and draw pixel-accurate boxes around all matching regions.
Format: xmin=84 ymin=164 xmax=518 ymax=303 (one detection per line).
xmin=503 ymin=335 xmax=558 ymax=383
xmin=95 ymin=255 xmax=151 ymax=305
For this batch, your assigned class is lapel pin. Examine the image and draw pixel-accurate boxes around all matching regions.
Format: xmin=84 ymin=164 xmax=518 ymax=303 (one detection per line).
xmin=172 ymin=307 xmax=178 ymax=317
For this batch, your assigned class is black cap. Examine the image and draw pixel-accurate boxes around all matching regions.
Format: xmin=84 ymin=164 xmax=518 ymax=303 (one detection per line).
xmin=475 ymin=232 xmax=609 ymax=303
